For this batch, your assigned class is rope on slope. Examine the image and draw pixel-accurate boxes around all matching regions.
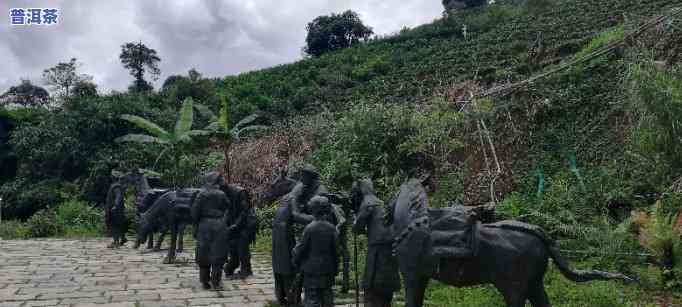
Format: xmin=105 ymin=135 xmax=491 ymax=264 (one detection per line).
xmin=477 ymin=6 xmax=682 ymax=100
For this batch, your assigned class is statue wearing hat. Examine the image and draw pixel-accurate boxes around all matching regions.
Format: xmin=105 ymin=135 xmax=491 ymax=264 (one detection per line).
xmin=288 ymin=164 xmax=330 ymax=225
xmin=105 ymin=171 xmax=130 ymax=248
xmin=292 ymin=196 xmax=339 ymax=307
xmin=191 ymin=172 xmax=232 ymax=290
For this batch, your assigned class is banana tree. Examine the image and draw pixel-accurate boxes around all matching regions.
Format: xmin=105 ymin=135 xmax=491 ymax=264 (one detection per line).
xmin=194 ymin=96 xmax=268 ymax=183
xmin=116 ymin=97 xmax=211 ymax=188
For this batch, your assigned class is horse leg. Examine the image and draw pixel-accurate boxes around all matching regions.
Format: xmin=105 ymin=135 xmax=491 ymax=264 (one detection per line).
xmin=340 ymin=229 xmax=350 ymax=293
xmin=404 ymin=278 xmax=429 ymax=307
xmin=498 ymin=285 xmax=528 ymax=307
xmin=155 ymin=229 xmax=166 ymax=251
xmin=528 ymin=280 xmax=551 ymax=307
xmin=164 ymin=223 xmax=178 ymax=264
xmin=147 ymin=232 xmax=154 ymax=249
xmin=177 ymin=223 xmax=185 ymax=253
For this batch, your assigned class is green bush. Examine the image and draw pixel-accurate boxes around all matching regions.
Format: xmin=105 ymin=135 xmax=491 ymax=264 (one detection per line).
xmin=54 ymin=200 xmax=104 ymax=237
xmin=312 ymin=102 xmax=415 ymax=192
xmin=0 ymin=178 xmax=64 ymax=220
xmin=351 ymin=56 xmax=390 ymax=81
xmin=628 ymin=61 xmax=682 ymax=170
xmin=0 ymin=220 xmax=29 ymax=239
xmin=639 ymin=201 xmax=682 ymax=289
xmin=256 ymin=203 xmax=277 ymax=233
xmin=26 ymin=209 xmax=62 ymax=238
xmin=563 ymin=26 xmax=624 ymax=82
xmin=461 ymin=3 xmax=522 ymax=33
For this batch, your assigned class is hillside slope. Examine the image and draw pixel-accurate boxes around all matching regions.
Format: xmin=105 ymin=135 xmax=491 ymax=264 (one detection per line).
xmin=224 ymin=0 xmax=682 ymax=204
xmin=218 ymin=0 xmax=679 ymax=115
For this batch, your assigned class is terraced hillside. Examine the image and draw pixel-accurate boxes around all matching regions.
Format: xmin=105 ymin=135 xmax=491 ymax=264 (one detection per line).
xmin=223 ymin=0 xmax=682 ymax=205
xmin=218 ymin=0 xmax=681 ymax=115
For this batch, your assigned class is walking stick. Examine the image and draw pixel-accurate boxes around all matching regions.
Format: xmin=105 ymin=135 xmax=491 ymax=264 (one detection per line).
xmin=354 ymin=230 xmax=359 ymax=307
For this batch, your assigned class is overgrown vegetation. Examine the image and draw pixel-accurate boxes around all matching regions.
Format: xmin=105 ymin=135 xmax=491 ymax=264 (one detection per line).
xmin=0 ymin=200 xmax=105 ymax=239
xmin=1 ymin=0 xmax=682 ymax=304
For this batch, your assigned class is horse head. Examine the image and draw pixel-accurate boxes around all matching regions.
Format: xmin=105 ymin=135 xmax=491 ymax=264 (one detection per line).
xmin=350 ymin=179 xmax=377 ymax=213
xmin=261 ymin=166 xmax=298 ymax=205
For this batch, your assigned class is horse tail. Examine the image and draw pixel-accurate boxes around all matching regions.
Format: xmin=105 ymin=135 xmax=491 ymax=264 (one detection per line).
xmin=486 ymin=221 xmax=634 ymax=283
xmin=547 ymin=246 xmax=634 ymax=282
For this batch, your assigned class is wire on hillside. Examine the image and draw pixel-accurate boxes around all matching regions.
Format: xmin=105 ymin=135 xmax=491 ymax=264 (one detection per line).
xmin=478 ymin=6 xmax=682 ymax=100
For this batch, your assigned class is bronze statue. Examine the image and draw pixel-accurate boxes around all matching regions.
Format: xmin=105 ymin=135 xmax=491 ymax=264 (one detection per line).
xmin=221 ymin=183 xmax=257 ymax=278
xmin=261 ymin=166 xmax=297 ymax=206
xmin=289 ymin=165 xmax=330 ymax=225
xmin=282 ymin=165 xmax=351 ymax=292
xmin=351 ymin=179 xmax=400 ymax=307
xmin=292 ymin=196 xmax=339 ymax=307
xmin=388 ymin=178 xmax=633 ymax=307
xmin=271 ymin=193 xmax=298 ymax=306
xmin=191 ymin=172 xmax=231 ymax=290
xmin=127 ymin=169 xmax=170 ymax=250
xmin=135 ymin=188 xmax=199 ymax=264
xmin=105 ymin=174 xmax=129 ymax=248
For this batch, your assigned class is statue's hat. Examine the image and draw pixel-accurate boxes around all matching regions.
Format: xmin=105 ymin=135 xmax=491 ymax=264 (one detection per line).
xmin=300 ymin=164 xmax=319 ymax=177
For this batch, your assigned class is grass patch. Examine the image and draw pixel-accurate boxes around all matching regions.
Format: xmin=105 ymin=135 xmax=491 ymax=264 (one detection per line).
xmin=420 ymin=262 xmax=680 ymax=306
xmin=0 ymin=220 xmax=29 ymax=239
xmin=2 ymin=199 xmax=105 ymax=240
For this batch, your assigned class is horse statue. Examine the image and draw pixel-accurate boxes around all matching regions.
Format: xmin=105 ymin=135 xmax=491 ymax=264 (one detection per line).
xmin=262 ymin=166 xmax=352 ymax=293
xmin=125 ymin=169 xmax=188 ymax=252
xmin=136 ymin=188 xmax=200 ymax=264
xmin=388 ymin=178 xmax=633 ymax=307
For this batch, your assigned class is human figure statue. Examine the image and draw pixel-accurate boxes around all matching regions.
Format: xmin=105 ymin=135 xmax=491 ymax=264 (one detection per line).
xmin=191 ymin=172 xmax=231 ymax=290
xmin=292 ymin=196 xmax=339 ymax=307
xmin=105 ymin=175 xmax=128 ymax=248
xmin=351 ymin=179 xmax=400 ymax=307
xmin=221 ymin=183 xmax=257 ymax=278
xmin=289 ymin=164 xmax=329 ymax=225
xmin=287 ymin=164 xmax=351 ymax=293
xmin=271 ymin=193 xmax=298 ymax=306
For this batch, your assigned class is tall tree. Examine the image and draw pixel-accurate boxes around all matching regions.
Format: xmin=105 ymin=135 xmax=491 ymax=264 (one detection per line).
xmin=161 ymin=68 xmax=216 ymax=108
xmin=42 ymin=58 xmax=93 ymax=98
xmin=119 ymin=42 xmax=161 ymax=93
xmin=442 ymin=0 xmax=487 ymax=12
xmin=304 ymin=10 xmax=373 ymax=57
xmin=0 ymin=79 xmax=50 ymax=107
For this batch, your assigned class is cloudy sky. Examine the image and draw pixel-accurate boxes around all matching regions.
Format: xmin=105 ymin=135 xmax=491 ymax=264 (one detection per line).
xmin=0 ymin=1 xmax=442 ymax=94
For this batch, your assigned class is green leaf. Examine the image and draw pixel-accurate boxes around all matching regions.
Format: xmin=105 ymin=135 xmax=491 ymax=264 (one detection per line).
xmin=176 ymin=134 xmax=192 ymax=144
xmin=193 ymin=102 xmax=217 ymax=121
xmin=115 ymin=134 xmax=169 ymax=144
xmin=120 ymin=115 xmax=170 ymax=139
xmin=218 ymin=96 xmax=230 ymax=132
xmin=235 ymin=125 xmax=269 ymax=138
xmin=139 ymin=168 xmax=162 ymax=178
xmin=204 ymin=122 xmax=220 ymax=132
xmin=234 ymin=113 xmax=261 ymax=130
xmin=175 ymin=98 xmax=194 ymax=136
xmin=185 ymin=129 xmax=213 ymax=137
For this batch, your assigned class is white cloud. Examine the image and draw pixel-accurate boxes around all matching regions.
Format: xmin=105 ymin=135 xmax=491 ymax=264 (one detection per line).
xmin=0 ymin=0 xmax=442 ymax=94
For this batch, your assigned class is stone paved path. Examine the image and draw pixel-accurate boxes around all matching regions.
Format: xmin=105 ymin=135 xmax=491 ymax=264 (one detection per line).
xmin=0 ymin=239 xmax=364 ymax=307
xmin=0 ymin=239 xmax=278 ymax=307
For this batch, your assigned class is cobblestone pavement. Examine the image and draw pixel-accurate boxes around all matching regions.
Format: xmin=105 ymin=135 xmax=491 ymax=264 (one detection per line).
xmin=0 ymin=239 xmax=364 ymax=307
xmin=0 ymin=239 xmax=279 ymax=307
